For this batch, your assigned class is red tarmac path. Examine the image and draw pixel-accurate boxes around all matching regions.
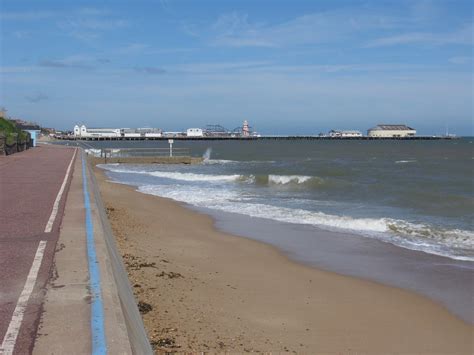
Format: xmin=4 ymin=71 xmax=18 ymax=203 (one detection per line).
xmin=0 ymin=145 xmax=76 ymax=354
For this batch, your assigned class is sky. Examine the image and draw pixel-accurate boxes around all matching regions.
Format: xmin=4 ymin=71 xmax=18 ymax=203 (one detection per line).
xmin=0 ymin=0 xmax=472 ymax=135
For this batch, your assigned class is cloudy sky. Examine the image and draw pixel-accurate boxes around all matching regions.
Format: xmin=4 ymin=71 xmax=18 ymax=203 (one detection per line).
xmin=0 ymin=0 xmax=472 ymax=135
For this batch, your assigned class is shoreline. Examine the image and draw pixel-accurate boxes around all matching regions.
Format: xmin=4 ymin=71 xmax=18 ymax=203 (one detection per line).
xmin=202 ymin=206 xmax=474 ymax=324
xmin=94 ymin=166 xmax=473 ymax=353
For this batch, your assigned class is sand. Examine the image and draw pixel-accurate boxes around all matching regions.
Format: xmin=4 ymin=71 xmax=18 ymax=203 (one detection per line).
xmin=94 ymin=167 xmax=473 ymax=354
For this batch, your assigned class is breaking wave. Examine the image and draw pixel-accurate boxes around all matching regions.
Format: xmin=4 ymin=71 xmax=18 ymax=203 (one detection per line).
xmin=395 ymin=160 xmax=417 ymax=164
xmin=203 ymin=159 xmax=239 ymax=165
xmin=100 ymin=166 xmax=243 ymax=182
xmin=100 ymin=165 xmax=323 ymax=186
xmin=137 ymin=183 xmax=474 ymax=261
xmin=99 ymin=163 xmax=474 ymax=260
xmin=268 ymin=175 xmax=312 ymax=184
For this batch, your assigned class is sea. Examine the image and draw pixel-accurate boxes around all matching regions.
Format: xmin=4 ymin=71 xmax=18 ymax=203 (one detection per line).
xmin=73 ymin=138 xmax=473 ymax=322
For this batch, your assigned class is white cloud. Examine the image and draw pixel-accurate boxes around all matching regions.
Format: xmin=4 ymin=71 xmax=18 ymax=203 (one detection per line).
xmin=0 ymin=66 xmax=38 ymax=73
xmin=172 ymin=61 xmax=272 ymax=74
xmin=38 ymin=55 xmax=108 ymax=69
xmin=2 ymin=7 xmax=129 ymax=43
xmin=0 ymin=11 xmax=56 ymax=21
xmin=3 ymin=61 xmax=471 ymax=134
xmin=58 ymin=18 xmax=128 ymax=31
xmin=205 ymin=9 xmax=407 ymax=48
xmin=449 ymin=56 xmax=472 ymax=64
xmin=57 ymin=16 xmax=128 ymax=42
xmin=365 ymin=23 xmax=473 ymax=47
xmin=113 ymin=43 xmax=150 ymax=55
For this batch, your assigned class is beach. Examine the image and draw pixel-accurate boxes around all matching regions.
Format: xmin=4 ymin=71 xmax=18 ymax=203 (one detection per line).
xmin=95 ymin=167 xmax=473 ymax=353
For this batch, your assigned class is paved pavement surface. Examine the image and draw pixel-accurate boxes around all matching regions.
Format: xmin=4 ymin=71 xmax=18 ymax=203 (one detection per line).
xmin=0 ymin=145 xmax=76 ymax=354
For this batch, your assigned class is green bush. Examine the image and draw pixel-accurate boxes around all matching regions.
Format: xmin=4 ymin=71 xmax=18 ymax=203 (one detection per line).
xmin=5 ymin=132 xmax=17 ymax=145
xmin=0 ymin=117 xmax=17 ymax=133
xmin=0 ymin=116 xmax=30 ymax=146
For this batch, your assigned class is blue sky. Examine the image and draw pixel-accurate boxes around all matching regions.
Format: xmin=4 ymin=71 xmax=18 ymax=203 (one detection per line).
xmin=0 ymin=0 xmax=472 ymax=135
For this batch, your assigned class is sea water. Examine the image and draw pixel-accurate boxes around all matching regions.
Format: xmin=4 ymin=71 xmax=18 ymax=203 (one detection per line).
xmin=93 ymin=139 xmax=473 ymax=322
xmin=97 ymin=139 xmax=474 ymax=261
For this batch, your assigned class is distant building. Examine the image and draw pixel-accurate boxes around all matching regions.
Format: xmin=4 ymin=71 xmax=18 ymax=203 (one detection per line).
xmin=367 ymin=124 xmax=416 ymax=138
xmin=74 ymin=125 xmax=162 ymax=138
xmin=121 ymin=128 xmax=141 ymax=138
xmin=186 ymin=128 xmax=204 ymax=137
xmin=74 ymin=125 xmax=121 ymax=138
xmin=328 ymin=130 xmax=362 ymax=138
xmin=163 ymin=131 xmax=186 ymax=138
xmin=136 ymin=127 xmax=162 ymax=138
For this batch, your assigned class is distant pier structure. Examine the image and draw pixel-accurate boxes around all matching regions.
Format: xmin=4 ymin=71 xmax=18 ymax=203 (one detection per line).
xmin=242 ymin=120 xmax=250 ymax=137
xmin=61 ymin=122 xmax=456 ymax=141
xmin=367 ymin=124 xmax=416 ymax=138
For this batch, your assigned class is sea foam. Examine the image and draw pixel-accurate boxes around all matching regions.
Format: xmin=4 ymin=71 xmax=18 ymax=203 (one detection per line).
xmin=101 ymin=164 xmax=474 ymax=260
xmin=268 ymin=175 xmax=312 ymax=184
xmin=136 ymin=183 xmax=474 ymax=260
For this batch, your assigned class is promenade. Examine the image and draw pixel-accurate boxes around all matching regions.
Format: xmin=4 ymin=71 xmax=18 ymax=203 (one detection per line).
xmin=0 ymin=145 xmax=149 ymax=354
xmin=0 ymin=145 xmax=76 ymax=354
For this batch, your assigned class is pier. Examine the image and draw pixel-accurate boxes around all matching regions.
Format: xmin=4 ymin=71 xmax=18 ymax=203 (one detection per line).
xmin=55 ymin=135 xmax=457 ymax=142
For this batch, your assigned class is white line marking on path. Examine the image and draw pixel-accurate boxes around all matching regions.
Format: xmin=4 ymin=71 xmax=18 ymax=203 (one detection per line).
xmin=44 ymin=149 xmax=77 ymax=233
xmin=0 ymin=240 xmax=47 ymax=355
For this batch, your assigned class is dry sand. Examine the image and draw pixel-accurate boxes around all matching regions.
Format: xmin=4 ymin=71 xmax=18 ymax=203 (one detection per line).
xmin=95 ymin=167 xmax=473 ymax=354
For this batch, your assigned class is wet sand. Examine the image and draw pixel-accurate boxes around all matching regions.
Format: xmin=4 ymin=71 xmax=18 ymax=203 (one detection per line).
xmin=95 ymin=167 xmax=473 ymax=353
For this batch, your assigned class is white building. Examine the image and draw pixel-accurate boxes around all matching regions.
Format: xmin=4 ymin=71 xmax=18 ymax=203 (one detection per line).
xmin=328 ymin=130 xmax=362 ymax=138
xmin=121 ymin=128 xmax=141 ymax=138
xmin=73 ymin=125 xmax=81 ymax=136
xmin=73 ymin=125 xmax=121 ymax=138
xmin=144 ymin=132 xmax=162 ymax=138
xmin=137 ymin=127 xmax=162 ymax=138
xmin=74 ymin=125 xmax=163 ymax=138
xmin=186 ymin=128 xmax=204 ymax=137
xmin=367 ymin=124 xmax=416 ymax=138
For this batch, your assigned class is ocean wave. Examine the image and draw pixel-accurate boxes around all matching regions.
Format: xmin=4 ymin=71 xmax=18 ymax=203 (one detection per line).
xmin=102 ymin=166 xmax=243 ymax=182
xmin=203 ymin=159 xmax=238 ymax=165
xmin=139 ymin=184 xmax=244 ymax=203
xmin=395 ymin=160 xmax=417 ymax=164
xmin=135 ymin=183 xmax=474 ymax=261
xmin=101 ymin=165 xmax=323 ymax=186
xmin=249 ymin=174 xmax=326 ymax=187
xmin=148 ymin=171 xmax=242 ymax=182
xmin=203 ymin=159 xmax=277 ymax=165
xmin=268 ymin=175 xmax=313 ymax=184
xmin=387 ymin=222 xmax=474 ymax=250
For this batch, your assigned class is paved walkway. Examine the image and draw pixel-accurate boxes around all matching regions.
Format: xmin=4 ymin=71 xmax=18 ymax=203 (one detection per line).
xmin=0 ymin=145 xmax=76 ymax=354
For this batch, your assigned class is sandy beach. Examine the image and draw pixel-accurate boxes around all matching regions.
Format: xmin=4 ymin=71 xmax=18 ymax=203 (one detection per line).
xmin=95 ymin=167 xmax=473 ymax=353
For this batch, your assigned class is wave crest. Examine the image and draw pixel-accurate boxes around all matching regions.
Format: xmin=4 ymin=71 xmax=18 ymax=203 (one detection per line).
xmin=268 ymin=175 xmax=313 ymax=184
xmin=100 ymin=165 xmax=242 ymax=182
